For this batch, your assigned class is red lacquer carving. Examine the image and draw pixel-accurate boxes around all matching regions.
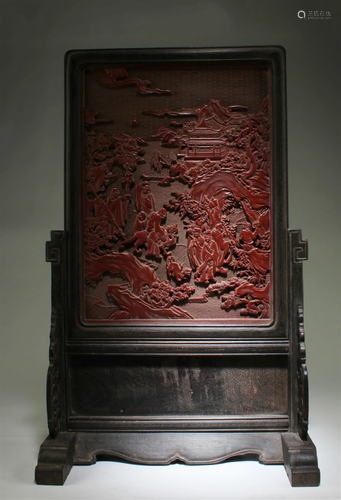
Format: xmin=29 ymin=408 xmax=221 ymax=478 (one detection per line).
xmin=84 ymin=109 xmax=113 ymax=126
xmin=143 ymin=100 xmax=248 ymax=124
xmin=166 ymin=255 xmax=192 ymax=282
xmin=82 ymin=64 xmax=272 ymax=323
xmin=107 ymin=285 xmax=193 ymax=320
xmin=85 ymin=252 xmax=157 ymax=293
xmin=119 ymin=219 xmax=178 ymax=259
xmin=206 ymin=280 xmax=270 ymax=319
xmin=97 ymin=67 xmax=172 ymax=95
xmin=135 ymin=181 xmax=156 ymax=214
xmin=85 ymin=252 xmax=194 ymax=320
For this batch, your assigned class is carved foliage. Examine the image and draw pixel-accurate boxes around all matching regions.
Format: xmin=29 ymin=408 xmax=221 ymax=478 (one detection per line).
xmin=82 ymin=67 xmax=272 ymax=323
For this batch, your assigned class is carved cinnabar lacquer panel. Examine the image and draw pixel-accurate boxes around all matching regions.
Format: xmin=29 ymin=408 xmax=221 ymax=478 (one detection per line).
xmin=82 ymin=62 xmax=272 ymax=325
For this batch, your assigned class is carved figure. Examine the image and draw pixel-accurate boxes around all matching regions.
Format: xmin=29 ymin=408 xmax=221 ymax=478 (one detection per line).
xmin=122 ymin=171 xmax=134 ymax=194
xmin=119 ymin=207 xmax=177 ymax=259
xmin=133 ymin=211 xmax=147 ymax=233
xmin=204 ymin=196 xmax=224 ymax=229
xmin=135 ymin=181 xmax=156 ymax=215
xmin=145 ymin=208 xmax=167 ymax=233
xmin=212 ymin=223 xmax=233 ymax=270
xmin=240 ymin=222 xmax=258 ymax=249
xmin=166 ymin=255 xmax=192 ymax=282
xmin=106 ymin=187 xmax=130 ymax=229
xmin=119 ymin=229 xmax=149 ymax=255
xmin=159 ymin=159 xmax=197 ymax=186
xmin=146 ymin=224 xmax=178 ymax=258
xmin=187 ymin=226 xmax=205 ymax=270
xmin=150 ymin=150 xmax=177 ymax=173
xmin=195 ymin=230 xmax=219 ymax=284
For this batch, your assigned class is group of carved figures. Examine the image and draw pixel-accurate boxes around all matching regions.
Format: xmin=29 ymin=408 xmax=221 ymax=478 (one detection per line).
xmin=164 ymin=187 xmax=271 ymax=318
xmin=119 ymin=182 xmax=179 ymax=261
xmin=83 ymin=92 xmax=272 ymax=320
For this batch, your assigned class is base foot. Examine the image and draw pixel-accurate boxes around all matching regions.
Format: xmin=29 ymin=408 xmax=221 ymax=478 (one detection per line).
xmin=281 ymin=432 xmax=320 ymax=486
xmin=35 ymin=432 xmax=76 ymax=485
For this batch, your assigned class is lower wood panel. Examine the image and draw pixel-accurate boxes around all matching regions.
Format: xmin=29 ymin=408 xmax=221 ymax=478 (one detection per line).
xmin=67 ymin=355 xmax=288 ymax=429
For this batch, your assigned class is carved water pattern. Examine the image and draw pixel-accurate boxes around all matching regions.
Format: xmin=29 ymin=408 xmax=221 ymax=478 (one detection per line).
xmin=82 ymin=64 xmax=272 ymax=323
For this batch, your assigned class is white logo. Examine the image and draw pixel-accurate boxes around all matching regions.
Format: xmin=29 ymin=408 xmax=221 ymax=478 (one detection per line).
xmin=297 ymin=9 xmax=331 ymax=20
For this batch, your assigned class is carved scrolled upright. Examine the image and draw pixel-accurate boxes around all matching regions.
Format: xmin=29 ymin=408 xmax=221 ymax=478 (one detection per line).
xmin=45 ymin=230 xmax=66 ymax=437
xmin=288 ymin=229 xmax=309 ymax=439
xmin=282 ymin=229 xmax=320 ymax=486
xmin=35 ymin=230 xmax=75 ymax=485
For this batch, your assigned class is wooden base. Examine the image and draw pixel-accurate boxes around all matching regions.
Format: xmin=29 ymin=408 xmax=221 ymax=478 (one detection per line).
xmin=35 ymin=433 xmax=76 ymax=485
xmin=282 ymin=433 xmax=320 ymax=487
xmin=35 ymin=431 xmax=320 ymax=486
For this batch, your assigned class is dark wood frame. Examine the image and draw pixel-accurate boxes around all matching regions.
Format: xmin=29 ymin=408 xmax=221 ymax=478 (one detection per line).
xmin=35 ymin=47 xmax=320 ymax=487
